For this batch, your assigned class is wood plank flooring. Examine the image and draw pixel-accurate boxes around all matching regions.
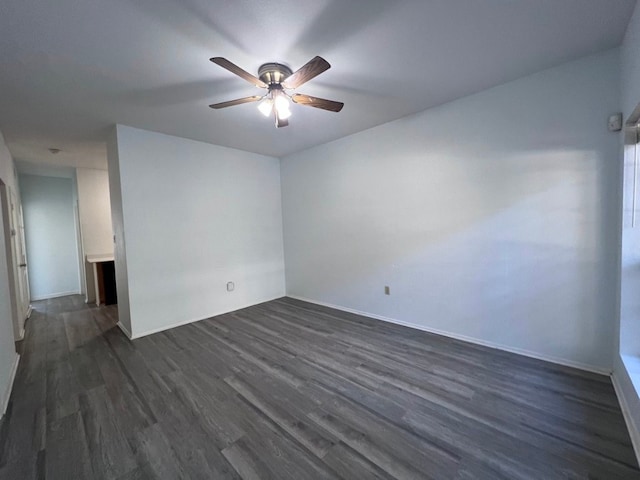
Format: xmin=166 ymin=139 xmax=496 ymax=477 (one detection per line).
xmin=1 ymin=295 xmax=639 ymax=479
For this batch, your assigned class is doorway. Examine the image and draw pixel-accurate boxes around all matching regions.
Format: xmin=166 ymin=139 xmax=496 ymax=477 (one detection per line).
xmin=19 ymin=174 xmax=82 ymax=300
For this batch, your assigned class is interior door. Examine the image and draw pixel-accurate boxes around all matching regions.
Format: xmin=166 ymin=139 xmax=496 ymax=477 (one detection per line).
xmin=9 ymin=189 xmax=30 ymax=335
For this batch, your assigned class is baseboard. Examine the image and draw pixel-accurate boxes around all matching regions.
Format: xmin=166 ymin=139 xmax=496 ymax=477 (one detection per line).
xmin=612 ymin=372 xmax=640 ymax=463
xmin=286 ymin=295 xmax=611 ymax=376
xmin=13 ymin=306 xmax=32 ymax=342
xmin=14 ymin=306 xmax=32 ymax=342
xmin=31 ymin=290 xmax=82 ymax=301
xmin=1 ymin=354 xmax=20 ymax=418
xmin=117 ymin=321 xmax=133 ymax=340
xmin=130 ymin=295 xmax=286 ymax=340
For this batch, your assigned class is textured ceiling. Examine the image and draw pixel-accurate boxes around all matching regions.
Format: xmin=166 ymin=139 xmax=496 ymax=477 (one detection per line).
xmin=0 ymin=0 xmax=636 ymax=168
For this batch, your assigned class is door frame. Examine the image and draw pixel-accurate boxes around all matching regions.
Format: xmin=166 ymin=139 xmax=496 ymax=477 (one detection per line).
xmin=12 ymin=189 xmax=31 ymax=326
xmin=0 ymin=181 xmax=30 ymax=342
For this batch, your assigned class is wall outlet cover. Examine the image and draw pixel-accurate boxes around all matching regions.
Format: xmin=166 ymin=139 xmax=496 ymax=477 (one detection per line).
xmin=608 ymin=113 xmax=623 ymax=132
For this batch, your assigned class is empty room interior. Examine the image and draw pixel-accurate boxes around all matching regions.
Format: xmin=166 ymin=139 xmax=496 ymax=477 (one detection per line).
xmin=2 ymin=0 xmax=640 ymax=478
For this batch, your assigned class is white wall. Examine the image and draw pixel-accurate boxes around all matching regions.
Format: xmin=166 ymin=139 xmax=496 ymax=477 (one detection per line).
xmin=20 ymin=174 xmax=81 ymax=300
xmin=281 ymin=49 xmax=621 ymax=372
xmin=76 ymin=168 xmax=113 ymax=256
xmin=109 ymin=125 xmax=285 ymax=338
xmin=106 ymin=128 xmax=132 ymax=335
xmin=622 ymin=2 xmax=640 ymax=120
xmin=0 ymin=131 xmax=20 ymax=417
xmin=76 ymin=167 xmax=113 ymax=302
xmin=615 ymin=0 xmax=640 ymax=460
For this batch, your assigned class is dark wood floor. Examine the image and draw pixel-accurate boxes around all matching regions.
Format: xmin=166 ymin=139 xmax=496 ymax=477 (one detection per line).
xmin=0 ymin=295 xmax=638 ymax=479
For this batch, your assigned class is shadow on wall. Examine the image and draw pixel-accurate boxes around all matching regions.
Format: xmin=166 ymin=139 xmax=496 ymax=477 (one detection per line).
xmin=282 ymin=49 xmax=620 ymax=370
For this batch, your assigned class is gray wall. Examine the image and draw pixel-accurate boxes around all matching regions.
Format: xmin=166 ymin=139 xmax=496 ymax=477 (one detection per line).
xmin=281 ymin=49 xmax=620 ymax=373
xmin=20 ymin=174 xmax=81 ymax=300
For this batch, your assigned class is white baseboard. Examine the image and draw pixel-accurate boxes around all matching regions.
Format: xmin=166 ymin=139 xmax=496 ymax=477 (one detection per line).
xmin=31 ymin=290 xmax=82 ymax=301
xmin=14 ymin=306 xmax=32 ymax=342
xmin=12 ymin=306 xmax=31 ymax=342
xmin=127 ymin=295 xmax=286 ymax=340
xmin=612 ymin=372 xmax=640 ymax=464
xmin=1 ymin=354 xmax=20 ymax=418
xmin=117 ymin=321 xmax=133 ymax=339
xmin=286 ymin=295 xmax=611 ymax=376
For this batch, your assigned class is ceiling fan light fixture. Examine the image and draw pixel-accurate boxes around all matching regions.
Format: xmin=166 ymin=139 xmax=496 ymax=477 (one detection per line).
xmin=277 ymin=105 xmax=292 ymax=120
xmin=258 ymin=98 xmax=273 ymax=117
xmin=269 ymin=89 xmax=291 ymax=119
xmin=274 ymin=95 xmax=291 ymax=119
xmin=274 ymin=94 xmax=289 ymax=111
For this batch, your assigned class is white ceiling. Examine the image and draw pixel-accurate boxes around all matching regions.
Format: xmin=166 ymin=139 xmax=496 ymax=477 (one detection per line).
xmin=0 ymin=0 xmax=636 ymax=168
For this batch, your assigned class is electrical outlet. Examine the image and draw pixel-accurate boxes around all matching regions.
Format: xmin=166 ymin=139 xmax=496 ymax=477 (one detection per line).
xmin=227 ymin=281 xmax=235 ymax=292
xmin=384 ymin=286 xmax=390 ymax=295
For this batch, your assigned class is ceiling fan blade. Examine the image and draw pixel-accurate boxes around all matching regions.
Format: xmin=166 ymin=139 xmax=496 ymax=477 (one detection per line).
xmin=210 ymin=57 xmax=267 ymax=89
xmin=282 ymin=56 xmax=331 ymax=89
xmin=291 ymin=94 xmax=344 ymax=112
xmin=209 ymin=95 xmax=263 ymax=109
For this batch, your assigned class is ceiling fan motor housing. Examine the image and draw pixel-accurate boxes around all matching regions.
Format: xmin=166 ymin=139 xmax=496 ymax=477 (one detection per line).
xmin=258 ymin=63 xmax=293 ymax=86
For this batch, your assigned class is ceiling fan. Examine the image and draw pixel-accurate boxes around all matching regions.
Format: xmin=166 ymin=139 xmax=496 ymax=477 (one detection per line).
xmin=209 ymin=56 xmax=344 ymax=128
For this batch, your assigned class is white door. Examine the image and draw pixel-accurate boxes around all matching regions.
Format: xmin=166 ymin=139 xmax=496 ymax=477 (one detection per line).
xmin=9 ymin=189 xmax=30 ymax=335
